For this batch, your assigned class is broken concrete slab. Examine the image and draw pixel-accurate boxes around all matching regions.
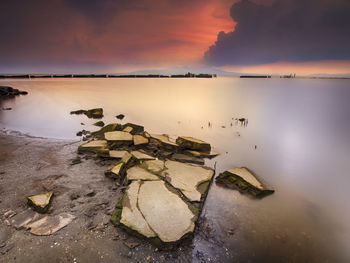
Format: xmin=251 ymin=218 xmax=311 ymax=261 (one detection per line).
xmin=105 ymin=161 xmax=125 ymax=179
xmin=131 ymin=151 xmax=155 ymax=161
xmin=141 ymin=160 xmax=165 ymax=174
xmin=215 ymin=167 xmax=274 ymax=198
xmin=27 ymin=192 xmax=53 ymax=213
xmin=78 ymin=140 xmax=107 ymax=153
xmin=133 ymin=135 xmax=149 ymax=146
xmin=137 ymin=180 xmax=195 ymax=243
xmin=171 ymin=153 xmax=205 ymax=165
xmin=162 ymin=160 xmax=214 ymax=202
xmin=10 ymin=209 xmax=41 ymax=230
xmin=126 ymin=167 xmax=159 ymax=181
xmin=122 ymin=152 xmax=138 ymax=168
xmin=109 ymin=150 xmax=128 ymax=159
xmin=27 ymin=213 xmax=76 ymax=236
xmin=150 ymin=134 xmax=178 ymax=150
xmin=176 ymin=136 xmax=211 ymax=152
xmin=122 ymin=123 xmax=144 ymax=135
xmin=104 ymin=131 xmax=133 ymax=145
xmin=119 ymin=181 xmax=157 ymax=238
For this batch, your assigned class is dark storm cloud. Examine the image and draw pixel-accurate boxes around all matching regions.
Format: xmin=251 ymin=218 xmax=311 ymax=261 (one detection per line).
xmin=204 ymin=0 xmax=350 ymax=66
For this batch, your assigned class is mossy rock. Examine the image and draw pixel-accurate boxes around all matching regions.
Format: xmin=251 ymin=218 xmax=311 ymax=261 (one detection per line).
xmin=176 ymin=136 xmax=211 ymax=152
xmin=91 ymin=123 xmax=122 ymax=139
xmin=85 ymin=108 xmax=103 ymax=119
xmin=216 ymin=170 xmax=274 ymax=198
xmin=93 ymin=121 xmax=105 ymax=127
xmin=122 ymin=123 xmax=144 ymax=135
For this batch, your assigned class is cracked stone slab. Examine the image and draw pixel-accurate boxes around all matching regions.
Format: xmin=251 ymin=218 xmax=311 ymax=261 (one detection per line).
xmin=120 ymin=181 xmax=156 ymax=238
xmin=162 ymin=160 xmax=214 ymax=202
xmin=131 ymin=151 xmax=155 ymax=161
xmin=10 ymin=209 xmax=41 ymax=230
xmin=104 ymin=131 xmax=133 ymax=142
xmin=109 ymin=150 xmax=128 ymax=159
xmin=142 ymin=160 xmax=165 ymax=173
xmin=27 ymin=213 xmax=76 ymax=236
xmin=133 ymin=135 xmax=149 ymax=146
xmin=137 ymin=180 xmax=195 ymax=242
xmin=78 ymin=140 xmax=107 ymax=153
xmin=126 ymin=167 xmax=159 ymax=181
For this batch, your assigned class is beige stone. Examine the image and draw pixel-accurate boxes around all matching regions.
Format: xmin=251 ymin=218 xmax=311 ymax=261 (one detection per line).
xmin=142 ymin=160 xmax=165 ymax=173
xmin=27 ymin=192 xmax=53 ymax=213
xmin=120 ymin=181 xmax=156 ymax=238
xmin=126 ymin=167 xmax=159 ymax=181
xmin=227 ymin=168 xmax=263 ymax=190
xmin=109 ymin=150 xmax=128 ymax=159
xmin=27 ymin=213 xmax=76 ymax=236
xmin=131 ymin=151 xmax=155 ymax=161
xmin=133 ymin=135 xmax=149 ymax=146
xmin=137 ymin=181 xmax=195 ymax=242
xmin=162 ymin=160 xmax=214 ymax=201
xmin=104 ymin=131 xmax=133 ymax=142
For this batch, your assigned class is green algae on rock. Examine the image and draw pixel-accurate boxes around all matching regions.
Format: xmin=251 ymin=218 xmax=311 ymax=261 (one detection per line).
xmin=27 ymin=192 xmax=53 ymax=213
xmin=176 ymin=136 xmax=211 ymax=152
xmin=216 ymin=167 xmax=274 ymax=198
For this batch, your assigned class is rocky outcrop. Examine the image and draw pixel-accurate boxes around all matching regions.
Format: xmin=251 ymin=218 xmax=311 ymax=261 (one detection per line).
xmin=0 ymin=86 xmax=28 ymax=98
xmin=216 ymin=167 xmax=274 ymax=198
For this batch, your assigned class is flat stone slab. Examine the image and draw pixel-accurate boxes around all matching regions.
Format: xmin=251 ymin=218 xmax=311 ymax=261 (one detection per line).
xmin=133 ymin=135 xmax=149 ymax=146
xmin=142 ymin=160 xmax=165 ymax=173
xmin=27 ymin=213 xmax=76 ymax=236
xmin=126 ymin=167 xmax=159 ymax=181
xmin=150 ymin=134 xmax=178 ymax=149
xmin=105 ymin=161 xmax=125 ymax=179
xmin=27 ymin=192 xmax=53 ymax=213
xmin=162 ymin=160 xmax=214 ymax=202
xmin=109 ymin=150 xmax=128 ymax=159
xmin=171 ymin=153 xmax=204 ymax=165
xmin=137 ymin=180 xmax=195 ymax=242
xmin=104 ymin=131 xmax=133 ymax=142
xmin=216 ymin=167 xmax=274 ymax=198
xmin=78 ymin=140 xmax=107 ymax=153
xmin=10 ymin=209 xmax=41 ymax=230
xmin=176 ymin=136 xmax=211 ymax=152
xmin=120 ymin=181 xmax=157 ymax=238
xmin=131 ymin=151 xmax=155 ymax=161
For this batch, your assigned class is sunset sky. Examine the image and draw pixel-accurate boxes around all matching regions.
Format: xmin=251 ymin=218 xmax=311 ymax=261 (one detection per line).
xmin=1 ymin=0 xmax=349 ymax=75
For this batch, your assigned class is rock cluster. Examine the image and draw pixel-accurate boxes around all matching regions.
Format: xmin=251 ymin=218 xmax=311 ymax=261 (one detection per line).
xmin=77 ymin=121 xmax=217 ymax=244
xmin=0 ymin=86 xmax=28 ymax=98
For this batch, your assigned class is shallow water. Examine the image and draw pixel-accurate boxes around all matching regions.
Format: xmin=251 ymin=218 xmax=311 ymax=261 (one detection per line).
xmin=1 ymin=77 xmax=350 ymax=262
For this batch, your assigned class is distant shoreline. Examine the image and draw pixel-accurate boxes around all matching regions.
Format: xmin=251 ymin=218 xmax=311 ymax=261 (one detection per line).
xmin=0 ymin=73 xmax=216 ymax=79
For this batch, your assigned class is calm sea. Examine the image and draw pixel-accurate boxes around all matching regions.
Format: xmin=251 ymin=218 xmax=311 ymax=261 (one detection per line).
xmin=1 ymin=77 xmax=350 ymax=262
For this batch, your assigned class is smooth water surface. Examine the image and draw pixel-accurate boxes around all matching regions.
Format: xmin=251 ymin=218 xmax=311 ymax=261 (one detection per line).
xmin=1 ymin=77 xmax=349 ymax=262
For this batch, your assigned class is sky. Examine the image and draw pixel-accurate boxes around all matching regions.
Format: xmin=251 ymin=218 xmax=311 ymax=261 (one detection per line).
xmin=0 ymin=0 xmax=349 ymax=75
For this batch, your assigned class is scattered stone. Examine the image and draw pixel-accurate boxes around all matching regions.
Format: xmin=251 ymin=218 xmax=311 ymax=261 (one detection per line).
xmin=78 ymin=140 xmax=107 ymax=153
xmin=162 ymin=160 xmax=214 ymax=202
xmin=93 ymin=121 xmax=105 ymax=127
xmin=133 ymin=135 xmax=149 ymax=146
xmin=104 ymin=131 xmax=133 ymax=145
xmin=150 ymin=134 xmax=178 ymax=150
xmin=176 ymin=136 xmax=211 ymax=152
xmin=10 ymin=209 xmax=41 ymax=229
xmin=116 ymin=114 xmax=125 ymax=120
xmin=123 ymin=241 xmax=140 ymax=249
xmin=126 ymin=166 xmax=159 ymax=181
xmin=141 ymin=160 xmax=165 ymax=173
xmin=27 ymin=192 xmax=54 ymax=213
xmin=0 ymin=86 xmax=28 ymax=98
xmin=131 ymin=151 xmax=155 ymax=161
xmin=71 ymin=108 xmax=103 ymax=119
xmin=109 ymin=150 xmax=128 ymax=159
xmin=105 ymin=161 xmax=126 ymax=179
xmin=122 ymin=123 xmax=144 ymax=135
xmin=27 ymin=213 xmax=76 ymax=235
xmin=216 ymin=167 xmax=274 ymax=198
xmin=137 ymin=180 xmax=195 ymax=242
xmin=4 ymin=210 xmax=16 ymax=219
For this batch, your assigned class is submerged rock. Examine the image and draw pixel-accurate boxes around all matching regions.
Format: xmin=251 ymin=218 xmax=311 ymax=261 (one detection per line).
xmin=176 ymin=136 xmax=211 ymax=152
xmin=116 ymin=114 xmax=125 ymax=120
xmin=0 ymin=86 xmax=28 ymax=98
xmin=93 ymin=121 xmax=105 ymax=127
xmin=85 ymin=108 xmax=103 ymax=119
xmin=27 ymin=192 xmax=53 ymax=213
xmin=216 ymin=167 xmax=274 ymax=198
